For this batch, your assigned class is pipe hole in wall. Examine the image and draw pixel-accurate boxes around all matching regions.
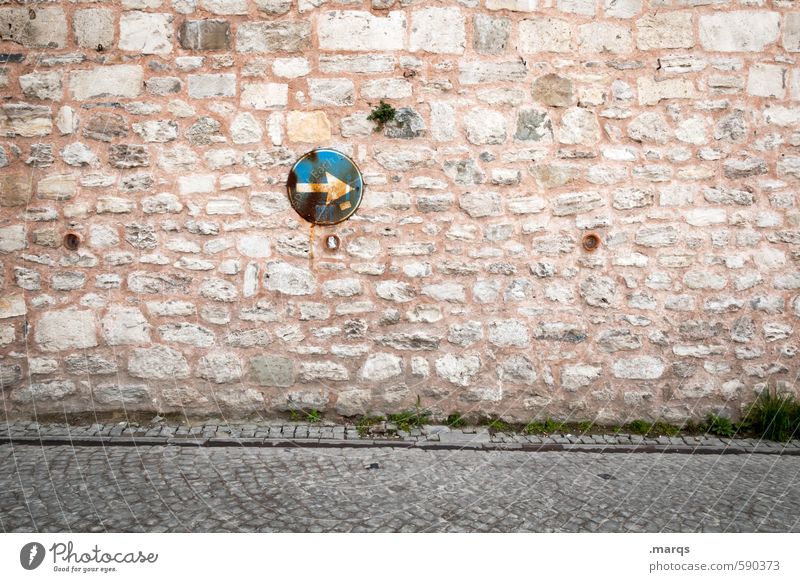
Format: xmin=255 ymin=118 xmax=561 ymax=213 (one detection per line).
xmin=63 ymin=232 xmax=81 ymax=251
xmin=582 ymin=233 xmax=600 ymax=252
xmin=325 ymin=234 xmax=340 ymax=251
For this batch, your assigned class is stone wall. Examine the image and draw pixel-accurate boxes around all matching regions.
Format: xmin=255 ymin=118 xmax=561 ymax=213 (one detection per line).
xmin=1 ymin=0 xmax=800 ymax=424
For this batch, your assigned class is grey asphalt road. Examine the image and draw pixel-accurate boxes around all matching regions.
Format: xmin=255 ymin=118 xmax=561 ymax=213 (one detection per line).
xmin=1 ymin=445 xmax=799 ymax=532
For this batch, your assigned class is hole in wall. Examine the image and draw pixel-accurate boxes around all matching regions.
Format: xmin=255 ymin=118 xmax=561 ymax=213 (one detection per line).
xmin=325 ymin=234 xmax=340 ymax=251
xmin=582 ymin=233 xmax=600 ymax=252
xmin=63 ymin=232 xmax=81 ymax=251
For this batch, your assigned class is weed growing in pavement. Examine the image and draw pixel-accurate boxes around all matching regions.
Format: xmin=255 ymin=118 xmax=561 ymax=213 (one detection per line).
xmin=626 ymin=419 xmax=651 ymax=435
xmin=703 ymin=414 xmax=736 ymax=438
xmin=289 ymin=409 xmax=322 ymax=423
xmin=356 ymin=415 xmax=385 ymax=437
xmin=522 ymin=418 xmax=565 ymax=435
xmin=741 ymin=388 xmax=800 ymax=442
xmin=484 ymin=417 xmax=514 ymax=433
xmin=387 ymin=396 xmax=431 ymax=432
xmin=446 ymin=413 xmax=466 ymax=428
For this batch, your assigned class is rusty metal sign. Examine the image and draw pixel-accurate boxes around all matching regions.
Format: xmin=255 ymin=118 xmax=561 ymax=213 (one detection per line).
xmin=286 ymin=148 xmax=364 ymax=225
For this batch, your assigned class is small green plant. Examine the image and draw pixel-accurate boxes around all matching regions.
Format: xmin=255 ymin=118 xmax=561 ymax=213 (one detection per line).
xmin=704 ymin=414 xmax=736 ymax=438
xmin=626 ymin=419 xmax=652 ymax=435
xmin=289 ymin=409 xmax=322 ymax=423
xmin=367 ymin=100 xmax=396 ymax=131
xmin=356 ymin=415 xmax=385 ymax=437
xmin=387 ymin=396 xmax=431 ymax=432
xmin=577 ymin=421 xmax=594 ymax=434
xmin=651 ymin=422 xmax=681 ymax=437
xmin=447 ymin=413 xmax=466 ymax=428
xmin=522 ymin=418 xmax=565 ymax=435
xmin=543 ymin=418 xmax=565 ymax=434
xmin=522 ymin=421 xmax=545 ymax=435
xmin=485 ymin=417 xmax=514 ymax=433
xmin=742 ymin=389 xmax=800 ymax=442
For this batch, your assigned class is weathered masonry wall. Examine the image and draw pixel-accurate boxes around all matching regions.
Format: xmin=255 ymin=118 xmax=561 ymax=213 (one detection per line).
xmin=2 ymin=0 xmax=800 ymax=424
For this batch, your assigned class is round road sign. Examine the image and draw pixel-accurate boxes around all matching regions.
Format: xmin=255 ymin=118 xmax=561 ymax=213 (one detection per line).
xmin=286 ymin=148 xmax=364 ymax=225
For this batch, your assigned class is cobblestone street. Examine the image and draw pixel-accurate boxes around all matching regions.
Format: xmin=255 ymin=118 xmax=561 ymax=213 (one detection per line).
xmin=1 ymin=444 xmax=799 ymax=532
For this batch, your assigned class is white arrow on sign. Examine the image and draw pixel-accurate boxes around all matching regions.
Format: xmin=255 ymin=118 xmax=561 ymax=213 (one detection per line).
xmin=295 ymin=172 xmax=352 ymax=207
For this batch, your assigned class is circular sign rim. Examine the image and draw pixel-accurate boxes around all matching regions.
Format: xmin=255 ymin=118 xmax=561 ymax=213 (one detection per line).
xmin=286 ymin=147 xmax=365 ymax=226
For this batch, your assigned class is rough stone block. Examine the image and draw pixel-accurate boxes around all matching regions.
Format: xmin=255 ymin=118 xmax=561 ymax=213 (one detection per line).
xmin=784 ymin=13 xmax=800 ymax=52
xmin=533 ymin=74 xmax=573 ymax=107
xmin=612 ymin=356 xmax=665 ymax=379
xmin=179 ymin=20 xmax=231 ymax=50
xmin=74 ymin=8 xmax=115 ymax=50
xmin=188 ymin=74 xmax=236 ymax=98
xmin=309 ymin=78 xmax=354 ymax=106
xmin=101 ymin=306 xmax=150 ymax=345
xmin=287 ymin=111 xmax=331 ymax=142
xmin=19 ymin=72 xmax=62 ymax=101
xmin=251 ymin=355 xmax=294 ymax=387
xmin=578 ymin=22 xmax=632 ymax=53
xmin=108 ymin=145 xmax=150 ymax=169
xmin=318 ymin=10 xmax=405 ymax=51
xmin=0 ymin=225 xmax=26 ymax=254
xmin=128 ymin=345 xmax=190 ymax=379
xmin=0 ymin=294 xmax=26 ymax=319
xmin=0 ymin=103 xmax=52 ymax=137
xmin=0 ymin=7 xmax=67 ymax=48
xmin=699 ymin=11 xmax=780 ymax=52
xmin=747 ymin=64 xmax=786 ymax=98
xmin=200 ymin=0 xmax=247 ymax=14
xmin=35 ymin=310 xmax=97 ymax=352
xmin=636 ymin=13 xmax=694 ymax=50
xmin=241 ymin=83 xmax=288 ymax=109
xmin=410 ymin=7 xmax=465 ymax=54
xmin=69 ymin=65 xmax=144 ymax=101
xmin=474 ymin=14 xmax=510 ymax=55
xmin=119 ymin=12 xmax=173 ymax=55
xmin=486 ymin=0 xmax=537 ymax=11
xmin=518 ymin=18 xmax=571 ymax=53
xmin=237 ymin=21 xmax=311 ymax=53
xmin=637 ymin=77 xmax=697 ymax=106
xmin=264 ymin=262 xmax=316 ymax=295
xmin=0 ymin=175 xmax=32 ymax=207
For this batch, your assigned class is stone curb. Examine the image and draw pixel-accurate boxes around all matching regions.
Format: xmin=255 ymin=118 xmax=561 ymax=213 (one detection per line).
xmin=1 ymin=433 xmax=799 ymax=455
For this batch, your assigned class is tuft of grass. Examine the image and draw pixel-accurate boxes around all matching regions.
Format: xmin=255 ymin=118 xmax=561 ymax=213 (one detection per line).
xmin=367 ymin=100 xmax=396 ymax=131
xmin=289 ymin=409 xmax=322 ymax=423
xmin=447 ymin=413 xmax=466 ymax=428
xmin=386 ymin=396 xmax=430 ymax=432
xmin=356 ymin=415 xmax=385 ymax=437
xmin=577 ymin=421 xmax=594 ymax=434
xmin=624 ymin=420 xmax=681 ymax=436
xmin=522 ymin=418 xmax=565 ymax=435
xmin=742 ymin=389 xmax=800 ymax=442
xmin=651 ymin=421 xmax=681 ymax=437
xmin=704 ymin=414 xmax=736 ymax=438
xmin=485 ymin=417 xmax=514 ymax=433
xmin=626 ymin=419 xmax=651 ymax=435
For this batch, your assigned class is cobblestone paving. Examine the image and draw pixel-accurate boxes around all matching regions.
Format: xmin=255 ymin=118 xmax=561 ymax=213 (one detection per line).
xmin=2 ymin=420 xmax=799 ymax=453
xmin=1 ymin=445 xmax=799 ymax=532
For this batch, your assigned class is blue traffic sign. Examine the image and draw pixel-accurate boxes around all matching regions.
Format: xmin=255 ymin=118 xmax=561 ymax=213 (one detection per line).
xmin=286 ymin=148 xmax=364 ymax=225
